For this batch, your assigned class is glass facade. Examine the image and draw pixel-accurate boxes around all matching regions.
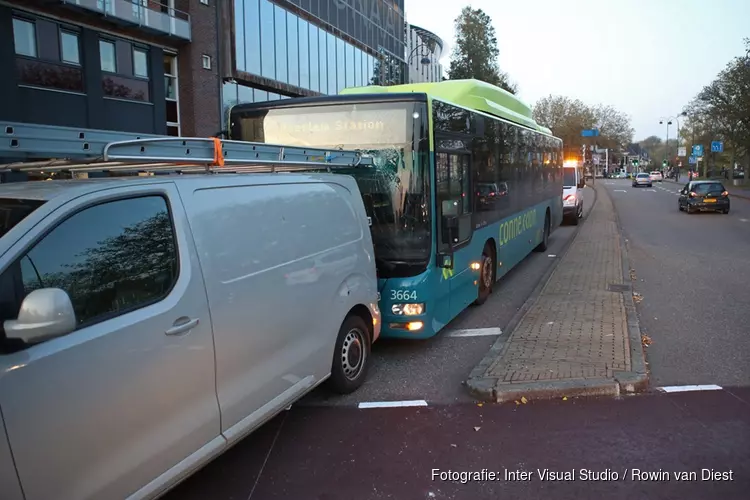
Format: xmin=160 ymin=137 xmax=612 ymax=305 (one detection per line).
xmin=231 ymin=0 xmax=407 ymax=104
xmin=406 ymin=24 xmax=444 ymax=84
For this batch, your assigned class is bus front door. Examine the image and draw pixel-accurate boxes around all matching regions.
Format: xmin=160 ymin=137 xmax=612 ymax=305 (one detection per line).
xmin=435 ymin=152 xmax=476 ymax=324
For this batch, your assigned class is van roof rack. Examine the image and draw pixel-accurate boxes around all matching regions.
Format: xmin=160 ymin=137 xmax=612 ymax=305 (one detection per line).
xmin=0 ymin=121 xmax=373 ymax=176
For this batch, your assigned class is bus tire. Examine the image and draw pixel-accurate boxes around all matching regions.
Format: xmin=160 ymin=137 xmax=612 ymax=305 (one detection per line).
xmin=474 ymin=242 xmax=495 ymax=306
xmin=327 ymin=314 xmax=371 ymax=394
xmin=534 ymin=211 xmax=550 ymax=252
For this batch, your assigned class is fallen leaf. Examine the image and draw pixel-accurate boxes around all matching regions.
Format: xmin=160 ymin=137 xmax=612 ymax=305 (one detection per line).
xmin=641 ymin=334 xmax=653 ymax=346
xmin=562 ymin=396 xmax=568 ymax=401
xmin=514 ymin=400 xmax=521 ymax=406
xmin=450 ymin=443 xmax=457 ymax=448
xmin=521 ymin=396 xmax=528 ymax=404
xmin=477 ymin=403 xmax=483 ymax=407
xmin=474 ymin=426 xmax=481 ymax=432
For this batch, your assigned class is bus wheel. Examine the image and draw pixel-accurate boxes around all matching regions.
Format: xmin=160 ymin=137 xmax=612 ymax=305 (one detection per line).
xmin=474 ymin=242 xmax=495 ymax=306
xmin=534 ymin=212 xmax=550 ymax=252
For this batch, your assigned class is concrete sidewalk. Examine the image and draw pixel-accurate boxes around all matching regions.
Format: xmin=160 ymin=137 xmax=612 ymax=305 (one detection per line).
xmin=467 ymin=183 xmax=648 ymax=402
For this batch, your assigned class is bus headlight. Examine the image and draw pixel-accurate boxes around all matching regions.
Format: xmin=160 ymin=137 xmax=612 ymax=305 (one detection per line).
xmin=391 ymin=303 xmax=425 ymax=315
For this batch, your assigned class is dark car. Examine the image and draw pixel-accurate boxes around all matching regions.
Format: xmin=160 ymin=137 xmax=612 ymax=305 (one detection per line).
xmin=678 ymin=181 xmax=730 ymax=214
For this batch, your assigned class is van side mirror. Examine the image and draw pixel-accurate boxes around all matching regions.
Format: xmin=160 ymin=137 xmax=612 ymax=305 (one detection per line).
xmin=4 ymin=288 xmax=76 ymax=344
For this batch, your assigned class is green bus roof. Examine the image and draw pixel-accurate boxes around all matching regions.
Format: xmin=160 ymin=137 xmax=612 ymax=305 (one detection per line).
xmin=340 ymin=79 xmax=554 ymax=136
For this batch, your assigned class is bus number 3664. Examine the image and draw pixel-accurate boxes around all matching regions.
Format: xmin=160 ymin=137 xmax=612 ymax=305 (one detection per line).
xmin=391 ymin=290 xmax=418 ymax=301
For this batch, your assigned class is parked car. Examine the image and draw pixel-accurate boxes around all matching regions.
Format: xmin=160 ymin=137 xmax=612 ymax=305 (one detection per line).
xmin=562 ymin=165 xmax=585 ymax=225
xmin=678 ymin=180 xmax=730 ymax=214
xmin=649 ymin=171 xmax=663 ymax=182
xmin=632 ymin=173 xmax=653 ymax=188
xmin=0 ymin=173 xmax=380 ymax=500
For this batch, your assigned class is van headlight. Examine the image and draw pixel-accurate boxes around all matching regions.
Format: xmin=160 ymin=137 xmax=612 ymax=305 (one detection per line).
xmin=391 ymin=303 xmax=425 ymax=315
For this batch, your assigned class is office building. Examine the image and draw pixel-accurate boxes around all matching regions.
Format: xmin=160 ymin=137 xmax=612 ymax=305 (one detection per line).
xmin=405 ymin=23 xmax=443 ymax=84
xmin=220 ymin=0 xmax=407 ymax=124
xmin=0 ymin=0 xmax=221 ymax=138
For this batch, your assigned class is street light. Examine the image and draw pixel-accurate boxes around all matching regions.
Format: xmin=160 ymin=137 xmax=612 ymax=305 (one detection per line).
xmin=659 ymin=111 xmax=687 ymax=178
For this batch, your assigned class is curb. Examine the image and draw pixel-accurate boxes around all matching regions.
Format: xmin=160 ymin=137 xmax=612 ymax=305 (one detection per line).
xmin=465 ymin=184 xmax=599 ymax=402
xmin=605 ymin=184 xmax=650 ymax=394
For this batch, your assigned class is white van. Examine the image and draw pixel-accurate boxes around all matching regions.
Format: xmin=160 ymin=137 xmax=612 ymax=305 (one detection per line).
xmin=0 ymin=172 xmax=380 ymax=500
xmin=562 ymin=165 xmax=585 ymax=225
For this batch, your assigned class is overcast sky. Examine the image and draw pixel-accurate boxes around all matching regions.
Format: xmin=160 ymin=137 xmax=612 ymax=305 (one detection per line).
xmin=404 ymin=0 xmax=749 ymax=141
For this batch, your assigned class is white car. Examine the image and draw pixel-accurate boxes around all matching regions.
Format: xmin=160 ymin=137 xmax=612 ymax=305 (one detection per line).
xmin=650 ymin=171 xmax=663 ymax=182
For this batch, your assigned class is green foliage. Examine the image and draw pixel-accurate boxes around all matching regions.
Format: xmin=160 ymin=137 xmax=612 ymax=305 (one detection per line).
xmin=447 ymin=7 xmax=517 ymax=94
xmin=682 ymin=38 xmax=750 ymax=178
xmin=532 ymin=95 xmax=633 ymax=154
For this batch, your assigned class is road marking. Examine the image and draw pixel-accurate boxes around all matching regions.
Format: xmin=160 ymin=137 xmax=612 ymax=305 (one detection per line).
xmin=658 ymin=384 xmax=723 ymax=393
xmin=548 ymin=254 xmax=556 ymax=257
xmin=358 ymin=400 xmax=428 ymax=409
xmin=614 ymin=189 xmax=627 ymax=192
xmin=647 ymin=189 xmax=656 ymax=192
xmin=446 ymin=327 xmax=503 ymax=337
xmin=740 ymin=218 xmax=748 ymax=222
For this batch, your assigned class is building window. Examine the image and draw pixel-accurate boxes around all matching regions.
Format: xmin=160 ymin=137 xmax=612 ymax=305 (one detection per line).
xmin=164 ymin=54 xmax=180 ymax=136
xmin=99 ymin=40 xmax=116 ymax=73
xmin=13 ymin=18 xmax=37 ymax=58
xmin=202 ymin=55 xmax=212 ymax=70
xmin=60 ymin=31 xmax=80 ymax=65
xmin=133 ymin=48 xmax=148 ymax=78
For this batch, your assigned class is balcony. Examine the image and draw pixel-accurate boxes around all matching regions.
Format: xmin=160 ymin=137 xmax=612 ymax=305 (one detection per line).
xmin=60 ymin=0 xmax=191 ymax=41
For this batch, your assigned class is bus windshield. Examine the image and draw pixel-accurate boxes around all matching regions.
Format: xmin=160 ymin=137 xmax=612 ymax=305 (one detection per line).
xmin=230 ymin=100 xmax=431 ymax=278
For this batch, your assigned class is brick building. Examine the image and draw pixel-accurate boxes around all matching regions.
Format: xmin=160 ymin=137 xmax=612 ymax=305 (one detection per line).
xmin=0 ymin=0 xmax=221 ymax=137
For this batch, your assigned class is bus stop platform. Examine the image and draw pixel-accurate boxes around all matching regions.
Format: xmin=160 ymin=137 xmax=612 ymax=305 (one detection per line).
xmin=466 ymin=183 xmax=649 ymax=402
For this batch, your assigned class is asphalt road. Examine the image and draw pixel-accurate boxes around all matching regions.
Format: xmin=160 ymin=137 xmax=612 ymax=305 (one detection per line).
xmin=165 ymin=387 xmax=750 ymax=500
xmin=300 ymin=187 xmax=595 ymax=407
xmin=602 ymin=178 xmax=750 ymax=387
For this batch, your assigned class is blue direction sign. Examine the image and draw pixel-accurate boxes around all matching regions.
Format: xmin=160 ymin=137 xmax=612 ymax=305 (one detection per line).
xmin=711 ymin=141 xmax=724 ymax=153
xmin=692 ymin=144 xmax=704 ymax=157
xmin=689 ymin=155 xmax=697 ymax=165
xmin=581 ymin=129 xmax=600 ymax=137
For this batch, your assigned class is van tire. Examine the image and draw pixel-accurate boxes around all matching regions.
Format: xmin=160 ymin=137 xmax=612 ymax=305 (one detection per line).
xmin=328 ymin=314 xmax=371 ymax=394
xmin=474 ymin=242 xmax=495 ymax=306
xmin=534 ymin=212 xmax=550 ymax=252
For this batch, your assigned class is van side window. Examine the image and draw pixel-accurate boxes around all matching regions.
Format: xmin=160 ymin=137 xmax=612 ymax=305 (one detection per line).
xmin=11 ymin=196 xmax=178 ymax=330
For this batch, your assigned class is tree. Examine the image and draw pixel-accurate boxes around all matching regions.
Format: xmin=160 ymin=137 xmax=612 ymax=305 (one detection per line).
xmin=532 ymin=95 xmax=595 ymax=157
xmin=447 ymin=7 xmax=517 ymax=94
xmin=591 ymin=104 xmax=634 ymax=151
xmin=682 ymin=38 xmax=750 ymax=181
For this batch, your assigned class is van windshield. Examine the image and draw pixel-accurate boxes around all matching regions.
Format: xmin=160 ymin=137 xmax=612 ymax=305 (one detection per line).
xmin=230 ymin=100 xmax=431 ymax=278
xmin=1 ymin=198 xmax=45 ymax=239
xmin=563 ymin=168 xmax=577 ymax=187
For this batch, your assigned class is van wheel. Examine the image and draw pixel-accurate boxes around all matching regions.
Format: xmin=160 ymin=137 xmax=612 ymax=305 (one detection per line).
xmin=474 ymin=242 xmax=495 ymax=306
xmin=534 ymin=212 xmax=550 ymax=252
xmin=328 ymin=314 xmax=371 ymax=394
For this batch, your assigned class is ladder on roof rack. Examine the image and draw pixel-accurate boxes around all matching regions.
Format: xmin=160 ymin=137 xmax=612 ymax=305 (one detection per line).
xmin=0 ymin=121 xmax=373 ymax=175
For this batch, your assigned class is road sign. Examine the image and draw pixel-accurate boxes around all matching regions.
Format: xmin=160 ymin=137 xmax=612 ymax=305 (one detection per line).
xmin=677 ymin=146 xmax=686 ymax=157
xmin=689 ymin=155 xmax=697 ymax=165
xmin=711 ymin=141 xmax=723 ymax=153
xmin=581 ymin=129 xmax=600 ymax=137
xmin=692 ymin=144 xmax=704 ymax=157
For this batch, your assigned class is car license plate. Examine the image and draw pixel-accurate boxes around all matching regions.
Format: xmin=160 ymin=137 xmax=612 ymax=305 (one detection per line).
xmin=704 ymin=198 xmax=716 ymax=203
xmin=480 ymin=197 xmax=486 ymax=203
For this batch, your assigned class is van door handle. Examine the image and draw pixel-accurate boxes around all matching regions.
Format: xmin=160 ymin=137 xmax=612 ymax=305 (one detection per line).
xmin=165 ymin=317 xmax=199 ymax=336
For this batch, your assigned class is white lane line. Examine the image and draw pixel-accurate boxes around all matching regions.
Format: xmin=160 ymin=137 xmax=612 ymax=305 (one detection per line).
xmin=740 ymin=218 xmax=748 ymax=222
xmin=647 ymin=189 xmax=657 ymax=192
xmin=658 ymin=384 xmax=723 ymax=393
xmin=615 ymin=189 xmax=627 ymax=192
xmin=446 ymin=327 xmax=503 ymax=337
xmin=358 ymin=400 xmax=428 ymax=409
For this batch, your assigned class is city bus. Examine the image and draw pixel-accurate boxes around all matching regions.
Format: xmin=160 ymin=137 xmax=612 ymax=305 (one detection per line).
xmin=228 ymin=79 xmax=563 ymax=339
